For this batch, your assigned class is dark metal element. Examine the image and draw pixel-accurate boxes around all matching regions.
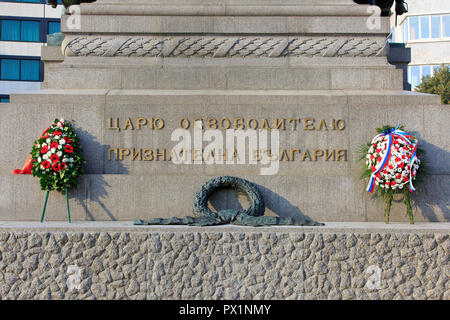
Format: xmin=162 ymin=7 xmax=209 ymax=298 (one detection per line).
xmin=47 ymin=0 xmax=96 ymax=9
xmin=353 ymin=0 xmax=408 ymax=18
xmin=135 ymin=176 xmax=324 ymax=227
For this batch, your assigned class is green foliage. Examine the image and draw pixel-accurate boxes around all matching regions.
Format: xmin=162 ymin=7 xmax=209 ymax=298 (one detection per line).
xmin=415 ymin=65 xmax=450 ymax=104
xmin=30 ymin=119 xmax=85 ymax=193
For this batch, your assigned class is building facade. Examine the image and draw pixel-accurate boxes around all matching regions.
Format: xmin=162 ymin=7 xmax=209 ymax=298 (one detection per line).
xmin=0 ymin=0 xmax=62 ymax=103
xmin=391 ymin=0 xmax=450 ymax=89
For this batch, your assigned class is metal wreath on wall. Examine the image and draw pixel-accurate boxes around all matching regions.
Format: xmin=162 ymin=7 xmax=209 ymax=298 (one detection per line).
xmin=135 ymin=176 xmax=324 ymax=227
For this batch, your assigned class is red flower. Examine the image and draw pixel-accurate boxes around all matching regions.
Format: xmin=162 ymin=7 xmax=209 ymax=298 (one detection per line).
xmin=50 ymin=154 xmax=60 ymax=163
xmin=371 ymin=166 xmax=376 ymax=172
xmin=42 ymin=160 xmax=51 ymax=169
xmin=42 ymin=134 xmax=50 ymax=139
xmin=40 ymin=146 xmax=49 ymax=154
xmin=64 ymin=137 xmax=72 ymax=144
xmin=395 ymin=157 xmax=401 ymax=162
xmin=64 ymin=145 xmax=74 ymax=154
xmin=50 ymin=142 xmax=59 ymax=149
xmin=376 ymin=148 xmax=381 ymax=154
xmin=53 ymin=131 xmax=62 ymax=136
xmin=52 ymin=162 xmax=61 ymax=172
xmin=375 ymin=173 xmax=381 ymax=179
xmin=396 ymin=174 xmax=402 ymax=179
xmin=60 ymin=162 xmax=67 ymax=170
xmin=377 ymin=156 xmax=382 ymax=162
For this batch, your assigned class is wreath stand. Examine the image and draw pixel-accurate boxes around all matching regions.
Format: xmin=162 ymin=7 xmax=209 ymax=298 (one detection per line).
xmin=40 ymin=188 xmax=71 ymax=223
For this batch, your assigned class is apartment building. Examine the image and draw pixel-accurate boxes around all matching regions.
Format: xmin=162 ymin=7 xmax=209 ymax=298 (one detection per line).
xmin=0 ymin=0 xmax=63 ymax=103
xmin=391 ymin=0 xmax=450 ymax=89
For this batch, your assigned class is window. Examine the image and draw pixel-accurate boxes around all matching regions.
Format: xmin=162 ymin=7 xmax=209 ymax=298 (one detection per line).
xmin=20 ymin=60 xmax=40 ymax=81
xmin=0 ymin=19 xmax=40 ymax=42
xmin=421 ymin=66 xmax=431 ymax=79
xmin=1 ymin=59 xmax=20 ymax=80
xmin=48 ymin=21 xmax=60 ymax=35
xmin=420 ymin=16 xmax=430 ymax=39
xmin=431 ymin=16 xmax=441 ymax=39
xmin=408 ymin=65 xmax=445 ymax=90
xmin=1 ymin=20 xmax=20 ymax=41
xmin=410 ymin=66 xmax=420 ymax=89
xmin=21 ymin=20 xmax=40 ymax=42
xmin=0 ymin=58 xmax=41 ymax=81
xmin=444 ymin=15 xmax=450 ymax=37
xmin=0 ymin=95 xmax=10 ymax=103
xmin=403 ymin=15 xmax=450 ymax=41
xmin=409 ymin=16 xmax=419 ymax=40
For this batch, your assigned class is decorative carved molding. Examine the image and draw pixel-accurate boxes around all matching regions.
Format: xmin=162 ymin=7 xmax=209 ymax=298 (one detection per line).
xmin=63 ymin=36 xmax=386 ymax=58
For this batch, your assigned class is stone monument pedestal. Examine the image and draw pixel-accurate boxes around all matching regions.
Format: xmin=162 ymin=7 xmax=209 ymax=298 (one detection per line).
xmin=0 ymin=0 xmax=448 ymax=223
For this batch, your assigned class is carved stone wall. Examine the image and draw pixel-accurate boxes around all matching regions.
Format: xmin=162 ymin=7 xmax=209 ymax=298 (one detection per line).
xmin=63 ymin=36 xmax=386 ymax=58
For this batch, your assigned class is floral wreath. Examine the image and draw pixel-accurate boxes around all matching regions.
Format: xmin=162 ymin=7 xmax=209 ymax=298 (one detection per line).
xmin=358 ymin=125 xmax=425 ymax=224
xmin=30 ymin=118 xmax=85 ymax=193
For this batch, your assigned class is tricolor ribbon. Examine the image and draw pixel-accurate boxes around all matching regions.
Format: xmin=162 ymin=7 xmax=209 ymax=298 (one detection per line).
xmin=366 ymin=125 xmax=418 ymax=193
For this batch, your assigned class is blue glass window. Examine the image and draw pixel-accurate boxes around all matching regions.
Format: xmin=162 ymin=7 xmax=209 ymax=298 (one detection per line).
xmin=409 ymin=16 xmax=419 ymax=40
xmin=444 ymin=16 xmax=450 ymax=37
xmin=431 ymin=16 xmax=441 ymax=39
xmin=402 ymin=19 xmax=409 ymax=42
xmin=20 ymin=60 xmax=40 ymax=81
xmin=432 ymin=65 xmax=440 ymax=75
xmin=0 ymin=59 xmax=40 ymax=81
xmin=1 ymin=59 xmax=20 ymax=80
xmin=421 ymin=66 xmax=431 ymax=79
xmin=48 ymin=21 xmax=61 ymax=35
xmin=410 ymin=66 xmax=420 ymax=89
xmin=21 ymin=20 xmax=40 ymax=42
xmin=420 ymin=16 xmax=430 ymax=39
xmin=1 ymin=19 xmax=40 ymax=42
xmin=1 ymin=20 xmax=20 ymax=41
xmin=0 ymin=96 xmax=10 ymax=103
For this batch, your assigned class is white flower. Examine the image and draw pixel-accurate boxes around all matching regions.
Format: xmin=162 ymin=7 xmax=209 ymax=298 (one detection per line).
xmin=40 ymin=165 xmax=45 ymax=170
xmin=43 ymin=154 xmax=49 ymax=160
xmin=62 ymin=158 xmax=68 ymax=163
xmin=51 ymin=148 xmax=56 ymax=154
xmin=46 ymin=138 xmax=51 ymax=144
xmin=69 ymin=158 xmax=74 ymax=163
xmin=46 ymin=151 xmax=52 ymax=158
xmin=41 ymin=143 xmax=47 ymax=147
xmin=38 ymin=157 xmax=42 ymax=163
xmin=54 ymin=136 xmax=60 ymax=140
xmin=57 ymin=151 xmax=62 ymax=157
xmin=37 ymin=144 xmax=41 ymax=148
xmin=59 ymin=139 xmax=66 ymax=145
xmin=58 ymin=145 xmax=62 ymax=150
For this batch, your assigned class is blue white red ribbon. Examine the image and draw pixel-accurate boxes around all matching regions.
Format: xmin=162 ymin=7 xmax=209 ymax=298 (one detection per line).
xmin=366 ymin=126 xmax=418 ymax=193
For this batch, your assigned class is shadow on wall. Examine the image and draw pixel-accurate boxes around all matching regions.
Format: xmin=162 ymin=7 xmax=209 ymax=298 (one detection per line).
xmin=69 ymin=127 xmax=129 ymax=221
xmin=208 ymin=184 xmax=317 ymax=224
xmin=413 ymin=138 xmax=450 ymax=221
